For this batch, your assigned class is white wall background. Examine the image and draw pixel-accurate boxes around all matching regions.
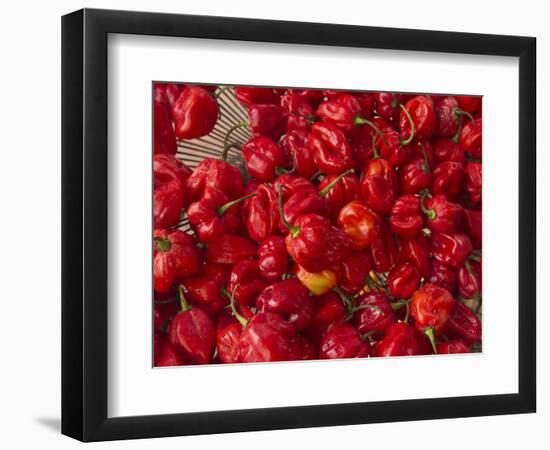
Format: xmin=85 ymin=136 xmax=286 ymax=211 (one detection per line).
xmin=0 ymin=0 xmax=545 ymax=448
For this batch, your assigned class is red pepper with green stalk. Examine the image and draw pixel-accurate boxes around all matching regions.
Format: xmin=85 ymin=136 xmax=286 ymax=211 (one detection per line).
xmin=352 ymin=291 xmax=396 ymax=335
xmin=153 ymin=229 xmax=201 ymax=293
xmin=410 ymin=283 xmax=456 ymax=353
xmin=303 ymin=292 xmax=347 ymax=345
xmin=434 ymin=96 xmax=475 ymax=138
xmin=460 ymin=118 xmax=482 ymax=159
xmin=273 ymin=174 xmax=316 ymax=201
xmin=361 ymin=157 xmax=399 ymax=214
xmin=181 ymin=273 xmax=229 ymax=316
xmin=349 ymin=116 xmax=390 ymax=166
xmin=280 ymin=128 xmax=318 ymax=178
xmin=319 ymin=322 xmax=371 ymax=359
xmin=206 ymin=234 xmax=258 ymax=266
xmin=234 ymin=86 xmax=281 ymax=107
xmin=397 ymin=233 xmax=431 ymax=278
xmin=455 ymin=96 xmax=482 ymax=115
xmin=337 ymin=200 xmax=381 ymax=250
xmin=399 ymin=143 xmax=432 ymax=195
xmin=172 ymin=85 xmax=218 ymax=139
xmin=256 ymin=278 xmax=315 ymax=331
xmin=216 ymin=303 xmax=254 ymax=364
xmin=185 ymin=158 xmax=244 ymax=204
xmin=257 ymin=236 xmax=289 ymax=282
xmin=433 ymin=137 xmax=465 ymax=164
xmin=339 ymin=250 xmax=374 ymax=294
xmin=317 ymin=171 xmax=360 ymax=220
xmin=373 ymin=92 xmax=407 ymax=123
xmin=187 ymin=187 xmax=256 ymax=242
xmin=399 ymin=95 xmax=436 ymax=141
xmin=227 ymin=258 xmax=267 ymax=306
xmin=307 ymin=122 xmax=354 ymax=174
xmin=245 ymin=184 xmax=280 ymax=242
xmin=315 ymin=93 xmax=373 ymax=135
xmin=154 ymin=101 xmax=177 ymax=155
xmin=389 ymin=194 xmax=423 ymax=238
xmin=420 ymin=192 xmax=464 ymax=234
xmin=280 ymin=90 xmax=316 ymax=130
xmin=431 ymin=232 xmax=473 ymax=268
xmin=239 ymin=136 xmax=290 ymax=182
xmin=168 ymin=286 xmax=216 ymax=364
xmin=374 ymin=322 xmax=427 ymax=357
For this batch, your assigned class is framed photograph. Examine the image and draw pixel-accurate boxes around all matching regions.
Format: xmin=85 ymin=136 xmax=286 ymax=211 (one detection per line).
xmin=62 ymin=8 xmax=536 ymax=442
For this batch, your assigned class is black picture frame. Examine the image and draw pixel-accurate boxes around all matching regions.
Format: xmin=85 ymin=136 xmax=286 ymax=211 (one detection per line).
xmin=62 ymin=8 xmax=536 ymax=442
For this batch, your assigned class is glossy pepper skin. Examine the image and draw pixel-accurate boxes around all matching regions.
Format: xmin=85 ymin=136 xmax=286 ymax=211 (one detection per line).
xmin=444 ymin=301 xmax=482 ymax=344
xmin=206 ymin=234 xmax=258 ymax=266
xmin=153 ymin=156 xmax=187 ymax=228
xmin=248 ymin=104 xmax=286 ymax=140
xmin=156 ymin=337 xmax=186 ymax=367
xmin=257 ymin=236 xmax=289 ymax=282
xmin=318 ymin=172 xmax=360 ymax=220
xmin=168 ymin=289 xmax=216 ymax=364
xmin=187 ymin=187 xmax=246 ymax=243
xmin=280 ymin=129 xmax=318 ymax=178
xmin=296 ymin=265 xmax=340 ymax=296
xmin=429 ymin=260 xmax=458 ymax=293
xmin=242 ymin=137 xmax=289 ymax=182
xmin=458 ymin=259 xmax=482 ymax=300
xmin=216 ymin=306 xmax=254 ymax=364
xmin=437 ymin=340 xmax=470 ymax=354
xmin=227 ymin=259 xmax=267 ymax=306
xmin=234 ymin=86 xmax=281 ymax=107
xmin=389 ymin=195 xmax=423 ymax=238
xmin=315 ymin=93 xmax=366 ymax=135
xmin=279 ymin=188 xmax=326 ymax=232
xmin=153 ymin=229 xmax=200 ymax=293
xmin=238 ymin=312 xmax=296 ymax=363
xmin=431 ymin=232 xmax=473 ymax=268
xmin=400 ymin=95 xmax=436 ymax=141
xmin=154 ymin=82 xmax=184 ymax=113
xmin=431 ymin=161 xmax=464 ymax=198
xmin=256 ymin=278 xmax=314 ymax=330
xmin=185 ymin=158 xmax=244 ymax=204
xmin=280 ymin=90 xmax=316 ymax=131
xmin=172 ymin=86 xmax=218 ymax=139
xmin=434 ymin=96 xmax=463 ymax=138
xmin=340 ymin=250 xmax=374 ymax=294
xmin=433 ymin=138 xmax=465 ymax=164
xmin=388 ymin=262 xmax=421 ymax=299
xmin=374 ymin=323 xmax=424 ymax=357
xmin=460 ymin=118 xmax=482 ymax=159
xmin=464 ymin=162 xmax=482 ymax=204
xmin=464 ymin=209 xmax=482 ymax=249
xmin=319 ymin=322 xmax=370 ymax=359
xmin=397 ymin=234 xmax=431 ymax=278
xmin=353 ymin=291 xmax=396 ymax=335
xmin=154 ymin=101 xmax=177 ymax=155
xmin=308 ymin=122 xmax=354 ymax=174
xmin=374 ymin=92 xmax=406 ymax=123
xmin=246 ymin=184 xmax=280 ymax=242
xmin=370 ymin=220 xmax=398 ymax=273
xmin=422 ymin=194 xmax=464 ymax=234
xmin=182 ymin=275 xmax=228 ymax=316
xmin=400 ymin=155 xmax=432 ymax=195
xmin=361 ymin=158 xmax=398 ymax=214
xmin=304 ymin=292 xmax=347 ymax=345
xmin=285 ymin=213 xmax=352 ymax=272
xmin=274 ymin=174 xmax=315 ymax=201
xmin=337 ymin=200 xmax=381 ymax=250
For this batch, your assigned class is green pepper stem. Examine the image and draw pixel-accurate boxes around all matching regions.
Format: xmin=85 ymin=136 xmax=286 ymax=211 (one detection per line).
xmin=290 ymin=111 xmax=318 ymax=125
xmin=228 ymin=284 xmax=248 ymax=329
xmin=277 ymin=185 xmax=300 ymax=238
xmin=332 ymin=286 xmax=353 ymax=313
xmin=178 ymin=285 xmax=190 ymax=313
xmin=220 ymin=142 xmax=242 ymax=162
xmin=319 ymin=168 xmax=355 ymax=197
xmin=453 ymin=109 xmax=475 ymax=122
xmin=217 ymin=192 xmax=257 ymax=216
xmin=424 ymin=327 xmax=438 ymax=354
xmin=223 ymin=121 xmax=248 ymax=148
xmin=399 ymin=104 xmax=416 ymax=146
xmin=154 ymin=236 xmax=172 ymax=252
xmin=354 ymin=117 xmax=382 ymax=137
xmin=420 ymin=190 xmax=436 ymax=220
xmin=275 ymin=165 xmax=295 ymax=176
xmin=419 ymin=141 xmax=430 ymax=172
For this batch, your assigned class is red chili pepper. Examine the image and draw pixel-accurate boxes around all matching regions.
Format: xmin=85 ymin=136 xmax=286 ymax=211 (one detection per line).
xmin=444 ymin=301 xmax=482 ymax=344
xmin=318 ymin=172 xmax=360 ymax=219
xmin=373 ymin=92 xmax=406 ymax=123
xmin=374 ymin=322 xmax=424 ymax=357
xmin=463 ymin=209 xmax=482 ymax=249
xmin=428 ymin=260 xmax=458 ymax=293
xmin=388 ymin=262 xmax=421 ymax=299
xmin=349 ymin=117 xmax=390 ymax=165
xmin=216 ymin=305 xmax=254 ymax=364
xmin=431 ymin=232 xmax=473 ymax=268
xmin=181 ymin=275 xmax=227 ymax=316
xmin=234 ymin=86 xmax=281 ymax=107
xmin=397 ymin=234 xmax=431 ymax=278
xmin=316 ymin=93 xmax=371 ymax=135
xmin=399 ymin=145 xmax=432 ymax=195
xmin=280 ymin=90 xmax=316 ymax=130
xmin=361 ymin=158 xmax=398 ymax=214
xmin=227 ymin=258 xmax=267 ymax=306
xmin=410 ymin=283 xmax=456 ymax=352
xmin=460 ymin=118 xmax=482 ymax=159
xmin=187 ymin=187 xmax=254 ymax=242
xmin=288 ymin=336 xmax=317 ymax=360
xmin=238 ymin=311 xmax=297 ymax=363
xmin=153 ymin=229 xmax=200 ymax=293
xmin=434 ymin=96 xmax=473 ymax=138
xmin=248 ymin=104 xmax=286 ymax=140
xmin=304 ymin=292 xmax=347 ymax=345
xmin=370 ymin=220 xmax=398 ymax=272
xmin=257 ymin=236 xmax=289 ymax=282
xmin=154 ymin=299 xmax=177 ymax=332
xmin=464 ymin=162 xmax=482 ymax=204
xmin=437 ymin=340 xmax=470 ymax=354
xmin=280 ymin=129 xmax=318 ymax=178
xmin=256 ymin=278 xmax=314 ymax=330
xmin=154 ymin=101 xmax=177 ymax=155
xmin=308 ymin=122 xmax=354 ymax=174
xmin=185 ymin=158 xmax=244 ymax=204
xmin=239 ymin=136 xmax=290 ymax=182
xmin=340 ymin=250 xmax=374 ymax=294
xmin=155 ymin=154 xmax=192 ymax=185
xmin=172 ymin=86 xmax=218 ymax=139
xmin=433 ymin=137 xmax=465 ymax=164
xmin=352 ymin=291 xmax=396 ymax=335
xmin=431 ymin=161 xmax=464 ymax=198
xmin=389 ymin=194 xmax=423 ymax=238
xmin=458 ymin=258 xmax=481 ymax=300
xmin=320 ymin=322 xmax=370 ymax=359
xmin=154 ymin=82 xmax=184 ymax=113
xmin=168 ymin=287 xmax=216 ymax=364
xmin=399 ymin=95 xmax=436 ymax=141
xmin=455 ymin=96 xmax=482 ymax=115
xmin=421 ymin=193 xmax=464 ymax=234
xmin=153 ymin=155 xmax=188 ymax=228
xmin=296 ymin=264 xmax=340 ymax=296
xmin=206 ymin=234 xmax=258 ymax=266
xmin=156 ymin=336 xmax=186 ymax=367
xmin=241 ymin=179 xmax=261 ymax=221
xmin=245 ymin=184 xmax=280 ymax=242
xmin=337 ymin=200 xmax=381 ymax=250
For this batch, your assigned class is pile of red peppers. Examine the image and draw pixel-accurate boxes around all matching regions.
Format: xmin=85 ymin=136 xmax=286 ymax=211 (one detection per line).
xmin=153 ymin=83 xmax=482 ymax=366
